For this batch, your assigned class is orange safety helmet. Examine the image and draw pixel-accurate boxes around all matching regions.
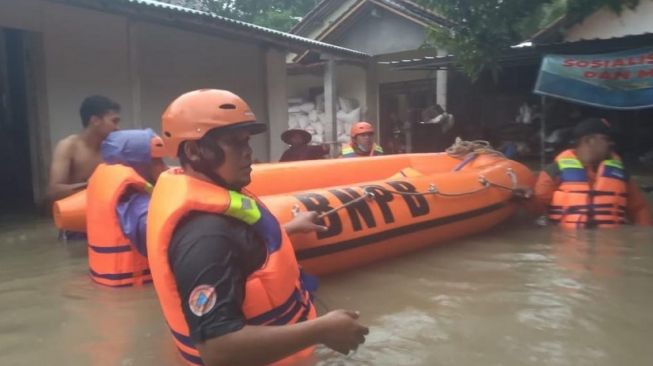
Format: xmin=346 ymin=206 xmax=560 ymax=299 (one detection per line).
xmin=351 ymin=121 xmax=375 ymax=138
xmin=161 ymin=89 xmax=267 ymax=157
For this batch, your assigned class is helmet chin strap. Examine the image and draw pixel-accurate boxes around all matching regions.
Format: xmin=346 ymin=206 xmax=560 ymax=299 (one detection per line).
xmin=190 ymin=145 xmax=242 ymax=191
xmin=356 ymin=143 xmax=371 ymax=153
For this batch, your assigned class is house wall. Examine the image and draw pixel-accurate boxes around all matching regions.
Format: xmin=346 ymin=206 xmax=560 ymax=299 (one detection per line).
xmin=266 ymin=48 xmax=289 ymax=161
xmin=0 ymin=0 xmax=293 ymax=204
xmin=134 ymin=21 xmax=269 ymax=161
xmin=0 ymin=0 xmax=42 ymax=32
xmin=0 ymin=1 xmax=273 ymax=159
xmin=565 ymin=0 xmax=653 ymax=41
xmin=42 ymin=3 xmax=135 ymax=144
xmin=336 ymin=5 xmax=427 ymax=55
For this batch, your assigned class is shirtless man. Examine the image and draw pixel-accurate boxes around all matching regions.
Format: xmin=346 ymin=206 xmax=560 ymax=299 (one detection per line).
xmin=47 ymin=95 xmax=121 ymax=201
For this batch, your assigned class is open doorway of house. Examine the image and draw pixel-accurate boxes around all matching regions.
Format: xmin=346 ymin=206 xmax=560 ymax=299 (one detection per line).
xmin=379 ymin=79 xmax=437 ymax=153
xmin=0 ymin=28 xmax=34 ymax=216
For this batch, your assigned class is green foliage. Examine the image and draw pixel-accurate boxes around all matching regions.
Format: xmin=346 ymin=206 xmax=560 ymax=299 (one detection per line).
xmin=417 ymin=0 xmax=641 ymax=80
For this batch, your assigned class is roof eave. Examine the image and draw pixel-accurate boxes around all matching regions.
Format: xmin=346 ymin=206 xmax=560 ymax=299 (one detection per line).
xmin=48 ymin=0 xmax=370 ymax=60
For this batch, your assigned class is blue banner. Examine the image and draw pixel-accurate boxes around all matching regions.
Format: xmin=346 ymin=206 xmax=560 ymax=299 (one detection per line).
xmin=534 ymin=47 xmax=653 ymax=110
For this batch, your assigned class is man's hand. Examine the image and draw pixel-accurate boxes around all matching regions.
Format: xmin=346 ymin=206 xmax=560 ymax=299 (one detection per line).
xmin=512 ymin=187 xmax=533 ymax=200
xmin=284 ymin=211 xmax=327 ymax=235
xmin=317 ymin=309 xmax=369 ymax=355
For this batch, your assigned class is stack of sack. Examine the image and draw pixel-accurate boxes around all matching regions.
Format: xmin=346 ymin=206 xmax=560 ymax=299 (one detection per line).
xmin=288 ymin=94 xmax=361 ymax=144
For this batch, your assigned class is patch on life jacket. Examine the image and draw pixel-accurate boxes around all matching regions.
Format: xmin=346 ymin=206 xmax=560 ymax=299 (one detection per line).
xmin=603 ymin=166 xmax=626 ymax=181
xmin=188 ymin=284 xmax=217 ymax=317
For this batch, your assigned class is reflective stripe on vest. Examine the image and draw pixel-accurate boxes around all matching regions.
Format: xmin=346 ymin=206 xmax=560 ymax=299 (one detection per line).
xmin=86 ymin=164 xmax=152 ymax=287
xmin=548 ymin=149 xmax=628 ymax=229
xmin=340 ymin=143 xmax=383 ymax=158
xmin=341 ymin=144 xmax=356 ymax=157
xmin=147 ymin=170 xmax=316 ymax=366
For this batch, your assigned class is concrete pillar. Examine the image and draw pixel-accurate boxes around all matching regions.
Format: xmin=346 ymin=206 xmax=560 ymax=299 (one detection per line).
xmin=436 ymin=49 xmax=448 ymax=110
xmin=265 ymin=47 xmax=288 ymax=161
xmin=324 ymin=58 xmax=338 ymax=158
xmin=365 ymin=59 xmax=379 ymax=138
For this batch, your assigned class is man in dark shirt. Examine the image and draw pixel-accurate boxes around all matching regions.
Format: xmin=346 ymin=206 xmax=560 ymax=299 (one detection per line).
xmin=279 ymin=129 xmax=328 ymax=162
xmin=149 ymin=89 xmax=368 ymax=366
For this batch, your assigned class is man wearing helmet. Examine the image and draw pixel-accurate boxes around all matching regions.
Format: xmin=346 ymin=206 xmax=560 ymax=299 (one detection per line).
xmin=147 ymin=89 xmax=368 ymax=366
xmin=340 ymin=121 xmax=384 ymax=158
xmin=86 ymin=129 xmax=168 ymax=287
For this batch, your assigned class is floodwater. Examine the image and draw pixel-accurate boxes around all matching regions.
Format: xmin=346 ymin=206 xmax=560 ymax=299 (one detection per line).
xmin=1 ymin=213 xmax=652 ymax=366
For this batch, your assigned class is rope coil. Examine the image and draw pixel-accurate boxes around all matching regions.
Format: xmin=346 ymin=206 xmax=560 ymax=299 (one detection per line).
xmin=446 ymin=137 xmax=505 ymax=159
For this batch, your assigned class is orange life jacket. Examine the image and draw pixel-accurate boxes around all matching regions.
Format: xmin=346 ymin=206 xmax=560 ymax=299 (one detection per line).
xmin=548 ymin=149 xmax=628 ymax=228
xmin=147 ymin=169 xmax=316 ymax=366
xmin=86 ymin=163 xmax=152 ymax=287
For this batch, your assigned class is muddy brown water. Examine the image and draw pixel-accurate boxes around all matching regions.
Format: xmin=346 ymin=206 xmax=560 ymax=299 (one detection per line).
xmin=1 ymin=212 xmax=652 ymax=365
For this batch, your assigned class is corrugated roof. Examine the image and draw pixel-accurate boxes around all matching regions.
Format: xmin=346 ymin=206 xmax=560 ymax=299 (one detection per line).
xmin=289 ymin=0 xmax=348 ymax=35
xmin=380 ymin=33 xmax=653 ymax=70
xmin=377 ymin=0 xmax=452 ymax=28
xmin=291 ymin=0 xmax=450 ymax=37
xmin=50 ymin=0 xmax=370 ymax=59
xmin=288 ymin=0 xmax=451 ymax=64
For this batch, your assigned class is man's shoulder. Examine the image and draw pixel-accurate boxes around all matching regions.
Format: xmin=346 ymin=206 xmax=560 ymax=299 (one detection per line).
xmin=169 ymin=212 xmax=252 ymax=260
xmin=54 ymin=134 xmax=81 ymax=153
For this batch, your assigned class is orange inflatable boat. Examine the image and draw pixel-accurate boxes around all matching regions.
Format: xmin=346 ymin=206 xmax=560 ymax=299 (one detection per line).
xmin=53 ymin=153 xmax=534 ymax=275
xmin=52 ymin=189 xmax=87 ymax=233
xmin=250 ymin=153 xmax=534 ymax=275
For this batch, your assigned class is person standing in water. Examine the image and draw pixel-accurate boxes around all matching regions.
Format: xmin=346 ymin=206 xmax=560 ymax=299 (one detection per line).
xmin=48 ymin=95 xmax=121 ymax=201
xmin=86 ymin=129 xmax=167 ymax=287
xmin=147 ymin=89 xmax=369 ymax=366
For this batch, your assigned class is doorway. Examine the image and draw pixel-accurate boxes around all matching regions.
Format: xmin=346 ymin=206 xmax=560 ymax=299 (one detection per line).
xmin=379 ymin=79 xmax=437 ymax=153
xmin=0 ymin=28 xmax=34 ymax=215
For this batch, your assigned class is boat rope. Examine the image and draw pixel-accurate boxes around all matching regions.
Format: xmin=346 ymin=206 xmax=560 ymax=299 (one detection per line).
xmin=305 ymin=169 xmax=520 ymax=219
xmin=315 ymin=190 xmax=376 ymax=219
xmin=446 ymin=137 xmax=505 ymax=159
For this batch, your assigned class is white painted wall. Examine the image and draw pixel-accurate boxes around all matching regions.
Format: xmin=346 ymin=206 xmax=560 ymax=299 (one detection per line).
xmin=266 ymin=48 xmax=289 ymax=161
xmin=565 ymin=0 xmax=653 ymax=41
xmin=0 ymin=0 xmax=42 ymax=32
xmin=134 ymin=21 xmax=269 ymax=160
xmin=0 ymin=0 xmax=318 ymax=204
xmin=42 ymin=2 xmax=135 ymax=145
xmin=336 ymin=5 xmax=427 ymax=55
xmin=0 ymin=0 xmax=277 ymax=174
